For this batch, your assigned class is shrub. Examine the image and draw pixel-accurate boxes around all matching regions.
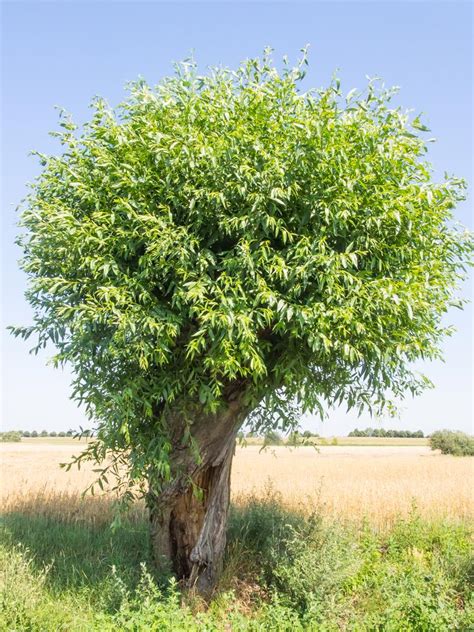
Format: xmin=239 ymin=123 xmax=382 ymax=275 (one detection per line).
xmin=49 ymin=431 xmax=57 ymax=437
xmin=287 ymin=431 xmax=300 ymax=445
xmin=40 ymin=430 xmax=48 ymax=437
xmin=302 ymin=430 xmax=319 ymax=439
xmin=430 ymin=430 xmax=474 ymax=456
xmin=0 ymin=431 xmax=22 ymax=442
xmin=22 ymin=431 xmax=31 ymax=437
xmin=58 ymin=431 xmax=66 ymax=437
xmin=263 ymin=431 xmax=283 ymax=446
xmin=31 ymin=431 xmax=38 ymax=438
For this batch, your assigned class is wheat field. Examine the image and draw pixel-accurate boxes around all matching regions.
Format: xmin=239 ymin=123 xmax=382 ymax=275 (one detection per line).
xmin=1 ymin=440 xmax=473 ymax=526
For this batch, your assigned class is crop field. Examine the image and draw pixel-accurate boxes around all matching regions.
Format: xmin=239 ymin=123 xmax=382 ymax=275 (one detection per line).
xmin=1 ymin=439 xmax=473 ymax=630
xmin=1 ymin=440 xmax=472 ymax=525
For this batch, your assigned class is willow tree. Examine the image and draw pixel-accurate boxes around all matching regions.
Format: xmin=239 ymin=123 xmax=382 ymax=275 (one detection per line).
xmin=13 ymin=50 xmax=471 ymax=595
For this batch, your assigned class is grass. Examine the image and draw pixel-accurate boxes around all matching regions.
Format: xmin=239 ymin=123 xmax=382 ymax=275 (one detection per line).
xmin=18 ymin=435 xmax=429 ymax=446
xmin=1 ymin=489 xmax=473 ymax=631
xmin=3 ymin=442 xmax=473 ymax=526
xmin=242 ymin=436 xmax=429 ymax=447
xmin=1 ymin=442 xmax=473 ymax=629
xmin=314 ymin=437 xmax=429 ymax=446
xmin=21 ymin=436 xmax=92 ymax=445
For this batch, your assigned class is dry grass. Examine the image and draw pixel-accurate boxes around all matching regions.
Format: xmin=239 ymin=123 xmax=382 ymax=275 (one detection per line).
xmin=1 ymin=441 xmax=473 ymax=526
xmin=244 ymin=436 xmax=429 ymax=446
xmin=232 ymin=445 xmax=474 ymax=526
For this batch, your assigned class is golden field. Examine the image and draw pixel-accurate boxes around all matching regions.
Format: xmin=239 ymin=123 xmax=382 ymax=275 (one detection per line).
xmin=1 ymin=439 xmax=473 ymax=527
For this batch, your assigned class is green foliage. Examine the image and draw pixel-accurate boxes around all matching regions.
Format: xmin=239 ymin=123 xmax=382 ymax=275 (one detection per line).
xmin=263 ymin=430 xmax=283 ymax=446
xmin=11 ymin=48 xmax=472 ymax=493
xmin=0 ymin=431 xmax=22 ymax=442
xmin=430 ymin=430 xmax=474 ymax=456
xmin=1 ymin=493 xmax=472 ymax=630
xmin=302 ymin=430 xmax=319 ymax=439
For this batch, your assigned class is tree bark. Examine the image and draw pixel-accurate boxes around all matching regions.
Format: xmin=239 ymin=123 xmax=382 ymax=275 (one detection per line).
xmin=147 ymin=389 xmax=247 ymax=598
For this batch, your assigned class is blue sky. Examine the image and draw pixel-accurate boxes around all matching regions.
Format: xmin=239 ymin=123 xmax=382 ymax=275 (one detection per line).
xmin=1 ymin=1 xmax=472 ymax=435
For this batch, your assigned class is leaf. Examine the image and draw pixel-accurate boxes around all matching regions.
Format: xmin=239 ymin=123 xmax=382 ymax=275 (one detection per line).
xmin=412 ymin=116 xmax=430 ymax=132
xmin=346 ymin=88 xmax=358 ymax=102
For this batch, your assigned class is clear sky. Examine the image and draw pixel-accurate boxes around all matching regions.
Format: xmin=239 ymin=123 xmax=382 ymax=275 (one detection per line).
xmin=1 ymin=1 xmax=472 ymax=436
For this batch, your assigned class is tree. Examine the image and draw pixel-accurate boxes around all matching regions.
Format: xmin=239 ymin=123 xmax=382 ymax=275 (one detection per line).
xmin=11 ymin=49 xmax=472 ymax=596
xmin=430 ymin=430 xmax=474 ymax=456
xmin=40 ymin=430 xmax=48 ymax=437
xmin=263 ymin=430 xmax=283 ymax=446
xmin=31 ymin=431 xmax=38 ymax=438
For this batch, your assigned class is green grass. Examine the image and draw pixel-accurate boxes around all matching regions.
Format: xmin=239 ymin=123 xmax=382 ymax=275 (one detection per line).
xmin=1 ymin=491 xmax=472 ymax=631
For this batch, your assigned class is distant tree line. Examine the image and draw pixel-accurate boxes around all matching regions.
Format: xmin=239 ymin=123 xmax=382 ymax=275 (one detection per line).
xmin=1 ymin=429 xmax=94 ymax=440
xmin=349 ymin=428 xmax=424 ymax=438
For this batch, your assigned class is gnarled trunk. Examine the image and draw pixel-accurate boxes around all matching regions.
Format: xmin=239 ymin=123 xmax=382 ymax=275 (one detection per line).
xmin=147 ymin=393 xmax=247 ymax=597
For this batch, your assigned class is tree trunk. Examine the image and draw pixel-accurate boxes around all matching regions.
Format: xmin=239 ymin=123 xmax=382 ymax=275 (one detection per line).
xmin=147 ymin=391 xmax=247 ymax=598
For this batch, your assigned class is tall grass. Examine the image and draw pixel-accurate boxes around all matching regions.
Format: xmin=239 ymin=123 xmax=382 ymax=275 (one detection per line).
xmin=1 ymin=488 xmax=472 ymax=630
xmin=3 ymin=443 xmax=473 ymax=526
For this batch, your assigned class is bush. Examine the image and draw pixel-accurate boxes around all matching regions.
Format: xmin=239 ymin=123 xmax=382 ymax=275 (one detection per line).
xmin=302 ymin=430 xmax=319 ymax=439
xmin=40 ymin=430 xmax=48 ymax=437
xmin=58 ymin=431 xmax=66 ymax=437
xmin=287 ymin=431 xmax=300 ymax=445
xmin=0 ymin=431 xmax=22 ymax=442
xmin=49 ymin=431 xmax=57 ymax=437
xmin=430 ymin=430 xmax=474 ymax=456
xmin=22 ymin=431 xmax=31 ymax=437
xmin=263 ymin=430 xmax=283 ymax=446
xmin=31 ymin=431 xmax=38 ymax=438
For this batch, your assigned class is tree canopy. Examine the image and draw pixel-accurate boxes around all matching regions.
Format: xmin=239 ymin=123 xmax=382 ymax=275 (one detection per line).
xmin=13 ymin=49 xmax=472 ymax=495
